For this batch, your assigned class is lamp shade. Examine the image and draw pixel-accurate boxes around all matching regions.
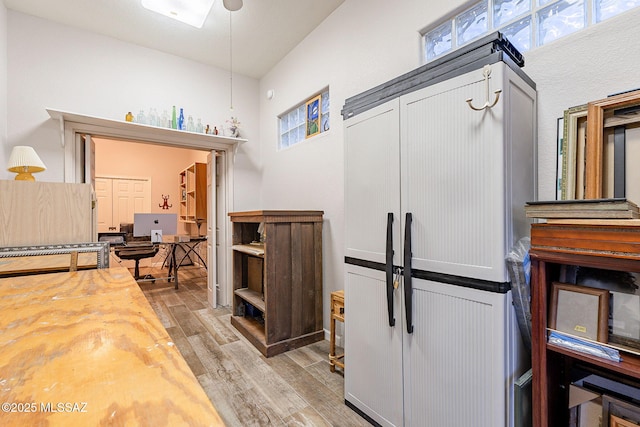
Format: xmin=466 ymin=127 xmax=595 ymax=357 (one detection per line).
xmin=7 ymin=146 xmax=46 ymax=181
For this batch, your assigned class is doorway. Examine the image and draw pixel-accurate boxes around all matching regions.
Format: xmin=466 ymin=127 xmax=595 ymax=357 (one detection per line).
xmin=94 ymin=139 xmax=215 ymax=301
xmin=52 ymin=108 xmax=242 ymax=310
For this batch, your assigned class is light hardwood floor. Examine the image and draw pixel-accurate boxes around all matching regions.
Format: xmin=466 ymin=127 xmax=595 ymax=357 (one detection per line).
xmin=134 ymin=265 xmax=368 ymax=427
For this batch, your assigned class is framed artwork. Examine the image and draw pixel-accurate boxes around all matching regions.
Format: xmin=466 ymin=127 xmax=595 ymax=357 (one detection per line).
xmin=305 ymin=94 xmax=321 ymax=139
xmin=611 ymin=415 xmax=639 ymax=427
xmin=561 ymin=104 xmax=588 ymax=200
xmin=549 ymin=282 xmax=609 ymax=342
xmin=575 ymin=266 xmax=640 ymax=354
xmin=557 ymin=117 xmax=564 ymax=200
xmin=602 ymin=395 xmax=640 ymax=427
xmin=0 ymin=242 xmax=110 ymax=275
xmin=586 ymin=89 xmax=640 ymax=198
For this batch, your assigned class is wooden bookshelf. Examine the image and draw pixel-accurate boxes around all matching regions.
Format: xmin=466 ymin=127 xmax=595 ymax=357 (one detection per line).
xmin=229 ymin=210 xmax=324 ymax=357
xmin=178 ymin=163 xmax=206 ymax=224
xmin=530 ymin=222 xmax=640 ymax=427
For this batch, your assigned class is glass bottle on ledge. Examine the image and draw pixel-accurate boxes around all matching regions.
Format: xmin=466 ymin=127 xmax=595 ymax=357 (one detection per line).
xmin=137 ymin=109 xmax=147 ymax=125
xmin=160 ymin=110 xmax=170 ymax=128
xmin=178 ymin=108 xmax=185 ymax=130
xmin=148 ymin=108 xmax=158 ymax=127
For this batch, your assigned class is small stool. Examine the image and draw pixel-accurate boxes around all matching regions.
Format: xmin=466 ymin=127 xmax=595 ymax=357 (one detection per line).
xmin=329 ymin=290 xmax=344 ymax=372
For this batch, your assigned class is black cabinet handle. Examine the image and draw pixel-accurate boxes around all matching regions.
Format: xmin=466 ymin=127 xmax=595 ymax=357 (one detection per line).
xmin=386 ymin=212 xmax=395 ymax=327
xmin=404 ymin=212 xmax=414 ymax=334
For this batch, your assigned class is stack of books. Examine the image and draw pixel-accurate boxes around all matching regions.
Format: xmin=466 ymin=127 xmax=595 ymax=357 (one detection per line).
xmin=525 ymin=198 xmax=640 ymax=219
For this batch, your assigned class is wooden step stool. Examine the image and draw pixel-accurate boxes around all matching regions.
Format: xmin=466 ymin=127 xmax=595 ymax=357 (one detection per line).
xmin=329 ymin=290 xmax=344 ymax=372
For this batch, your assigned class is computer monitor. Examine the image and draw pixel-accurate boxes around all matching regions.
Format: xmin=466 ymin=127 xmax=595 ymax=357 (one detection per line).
xmin=133 ymin=213 xmax=178 ymax=242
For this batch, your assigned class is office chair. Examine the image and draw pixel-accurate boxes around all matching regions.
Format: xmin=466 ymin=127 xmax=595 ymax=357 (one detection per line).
xmin=114 ymin=223 xmax=158 ymax=282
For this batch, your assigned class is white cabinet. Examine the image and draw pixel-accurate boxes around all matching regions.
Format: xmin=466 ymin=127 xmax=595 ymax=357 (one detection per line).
xmin=343 ymin=59 xmax=536 ymax=427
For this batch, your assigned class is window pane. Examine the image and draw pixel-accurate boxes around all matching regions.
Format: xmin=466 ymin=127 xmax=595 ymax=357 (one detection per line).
xmin=279 ymin=91 xmax=329 ymax=149
xmin=322 ymin=113 xmax=330 ymax=132
xmin=322 ymin=91 xmax=330 ymax=114
xmin=426 ymin=21 xmax=453 ymax=60
xmin=494 ymin=0 xmax=531 ymax=27
xmin=537 ymin=0 xmax=585 ymax=46
xmin=456 ymin=1 xmax=488 ymax=45
xmin=596 ymin=0 xmax=640 ymax=22
xmin=538 ymin=0 xmax=555 ymax=6
xmin=501 ymin=16 xmax=532 ymax=52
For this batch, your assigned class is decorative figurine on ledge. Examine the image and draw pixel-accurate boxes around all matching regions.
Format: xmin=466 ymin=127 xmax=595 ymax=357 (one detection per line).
xmin=226 ymin=117 xmax=241 ymax=137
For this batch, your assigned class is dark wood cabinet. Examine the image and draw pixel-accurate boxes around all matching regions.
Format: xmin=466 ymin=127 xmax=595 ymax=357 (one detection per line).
xmin=228 ymin=210 xmax=324 ymax=357
xmin=530 ymin=222 xmax=640 ymax=427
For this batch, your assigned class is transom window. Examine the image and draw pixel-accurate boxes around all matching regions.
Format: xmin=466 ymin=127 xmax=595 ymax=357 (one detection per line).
xmin=424 ymin=0 xmax=640 ymax=62
xmin=279 ymin=90 xmax=330 ymax=150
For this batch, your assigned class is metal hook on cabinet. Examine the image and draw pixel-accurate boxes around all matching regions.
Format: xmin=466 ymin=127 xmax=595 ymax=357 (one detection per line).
xmin=466 ymin=64 xmax=502 ymax=111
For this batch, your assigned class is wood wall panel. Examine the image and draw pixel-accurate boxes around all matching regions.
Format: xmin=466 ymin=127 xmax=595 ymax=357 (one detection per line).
xmin=0 ymin=180 xmax=93 ymax=247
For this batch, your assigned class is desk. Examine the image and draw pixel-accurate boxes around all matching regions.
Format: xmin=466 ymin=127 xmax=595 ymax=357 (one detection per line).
xmin=0 ymin=267 xmax=223 ymax=426
xmin=165 ymin=237 xmax=207 ymax=289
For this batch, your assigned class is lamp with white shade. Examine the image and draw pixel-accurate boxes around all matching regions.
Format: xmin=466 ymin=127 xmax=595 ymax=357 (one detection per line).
xmin=7 ymin=146 xmax=46 ymax=181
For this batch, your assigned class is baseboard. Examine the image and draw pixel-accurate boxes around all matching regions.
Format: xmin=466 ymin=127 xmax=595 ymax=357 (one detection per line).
xmin=324 ymin=328 xmax=344 ymax=347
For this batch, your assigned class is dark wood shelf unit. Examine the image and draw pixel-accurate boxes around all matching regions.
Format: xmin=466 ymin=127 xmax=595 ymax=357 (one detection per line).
xmin=530 ymin=222 xmax=640 ymax=427
xmin=229 ymin=210 xmax=324 ymax=357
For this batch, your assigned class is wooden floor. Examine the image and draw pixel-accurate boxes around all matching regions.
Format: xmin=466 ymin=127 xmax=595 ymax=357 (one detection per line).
xmin=134 ymin=265 xmax=369 ymax=427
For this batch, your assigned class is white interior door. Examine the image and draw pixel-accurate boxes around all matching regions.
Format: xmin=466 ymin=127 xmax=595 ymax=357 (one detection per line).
xmin=112 ymin=178 xmax=151 ymax=228
xmin=95 ymin=177 xmax=114 ymax=232
xmin=96 ymin=177 xmax=151 ymax=232
xmin=207 ymin=151 xmax=217 ymax=308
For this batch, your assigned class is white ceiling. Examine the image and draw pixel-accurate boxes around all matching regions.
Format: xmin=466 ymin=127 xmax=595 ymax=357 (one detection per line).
xmin=3 ymin=0 xmax=345 ymax=79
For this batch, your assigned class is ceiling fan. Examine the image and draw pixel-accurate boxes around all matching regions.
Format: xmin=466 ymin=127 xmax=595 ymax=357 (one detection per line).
xmin=223 ymin=0 xmax=243 ymax=11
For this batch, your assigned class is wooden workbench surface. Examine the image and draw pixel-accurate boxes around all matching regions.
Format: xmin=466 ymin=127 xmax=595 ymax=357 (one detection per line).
xmin=0 ymin=267 xmax=224 ymax=426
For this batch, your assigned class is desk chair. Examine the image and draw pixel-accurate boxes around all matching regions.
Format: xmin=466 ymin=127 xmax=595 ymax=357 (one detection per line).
xmin=115 ymin=246 xmax=158 ymax=281
xmin=113 ymin=223 xmax=158 ymax=282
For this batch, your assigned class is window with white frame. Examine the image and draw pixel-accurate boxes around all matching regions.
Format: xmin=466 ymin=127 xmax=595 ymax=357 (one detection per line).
xmin=279 ymin=90 xmax=330 ymax=150
xmin=424 ymin=0 xmax=640 ymax=62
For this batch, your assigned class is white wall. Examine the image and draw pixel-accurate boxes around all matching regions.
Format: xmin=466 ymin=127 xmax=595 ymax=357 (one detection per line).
xmin=523 ymin=7 xmax=640 ymax=200
xmin=0 ymin=1 xmax=7 ymax=172
xmin=260 ymin=0 xmax=640 ymax=332
xmin=5 ymin=10 xmax=261 ymax=211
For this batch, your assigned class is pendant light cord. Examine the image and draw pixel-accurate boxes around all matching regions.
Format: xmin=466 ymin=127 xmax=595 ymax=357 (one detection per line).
xmin=229 ymin=11 xmax=234 ymax=111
